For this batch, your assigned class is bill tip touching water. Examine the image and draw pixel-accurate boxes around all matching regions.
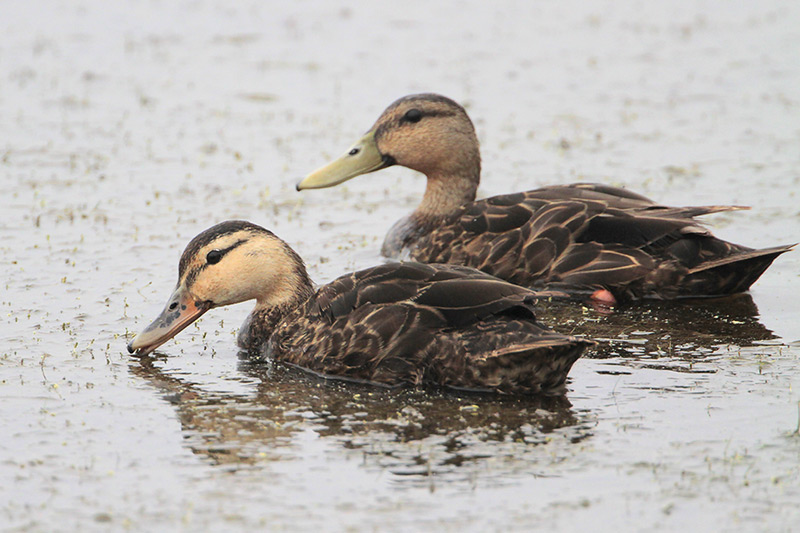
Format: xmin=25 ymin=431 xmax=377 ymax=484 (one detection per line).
xmin=128 ymin=220 xmax=593 ymax=395
xmin=298 ymin=93 xmax=793 ymax=302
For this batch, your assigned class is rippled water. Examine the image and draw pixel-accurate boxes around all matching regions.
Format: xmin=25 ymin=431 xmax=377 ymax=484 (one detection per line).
xmin=2 ymin=1 xmax=799 ymax=531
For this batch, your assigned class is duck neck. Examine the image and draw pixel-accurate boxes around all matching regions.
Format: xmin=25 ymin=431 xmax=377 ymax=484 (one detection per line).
xmin=417 ymin=164 xmax=480 ymax=217
xmin=238 ymin=271 xmax=315 ymax=352
xmin=257 ymin=270 xmax=315 ymax=326
xmin=381 ymin=171 xmax=479 ymax=258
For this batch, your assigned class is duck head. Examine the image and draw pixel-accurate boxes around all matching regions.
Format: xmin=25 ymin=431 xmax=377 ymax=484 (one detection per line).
xmin=298 ymin=93 xmax=481 ymax=215
xmin=127 ymin=220 xmax=311 ymax=356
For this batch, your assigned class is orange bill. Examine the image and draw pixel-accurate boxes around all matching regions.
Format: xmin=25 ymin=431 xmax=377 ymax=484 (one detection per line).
xmin=127 ymin=283 xmax=211 ymax=356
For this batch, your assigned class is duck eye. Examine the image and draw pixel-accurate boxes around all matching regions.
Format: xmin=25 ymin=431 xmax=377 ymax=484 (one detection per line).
xmin=206 ymin=250 xmax=223 ymax=265
xmin=348 ymin=147 xmax=360 ymax=156
xmin=402 ymin=108 xmax=422 ymax=124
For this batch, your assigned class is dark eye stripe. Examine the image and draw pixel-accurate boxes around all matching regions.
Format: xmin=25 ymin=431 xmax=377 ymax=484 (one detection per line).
xmin=185 ymin=238 xmax=247 ymax=286
xmin=374 ymin=108 xmax=458 ymax=142
xmin=207 ymin=239 xmax=247 ymax=265
xmin=179 ymin=221 xmax=268 ymax=276
xmin=206 ymin=250 xmax=223 ymax=264
xmin=401 ymin=108 xmax=423 ymax=123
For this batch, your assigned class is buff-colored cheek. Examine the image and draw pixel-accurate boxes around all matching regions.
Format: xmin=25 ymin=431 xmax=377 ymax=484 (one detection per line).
xmin=190 ymin=276 xmax=213 ymax=301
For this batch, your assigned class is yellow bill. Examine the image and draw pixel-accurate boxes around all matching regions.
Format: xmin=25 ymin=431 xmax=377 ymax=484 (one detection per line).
xmin=297 ymin=131 xmax=389 ymax=190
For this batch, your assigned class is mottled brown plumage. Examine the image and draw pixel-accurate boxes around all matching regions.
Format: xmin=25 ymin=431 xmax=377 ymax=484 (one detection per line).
xmin=128 ymin=221 xmax=593 ymax=394
xmin=298 ymin=93 xmax=793 ymax=301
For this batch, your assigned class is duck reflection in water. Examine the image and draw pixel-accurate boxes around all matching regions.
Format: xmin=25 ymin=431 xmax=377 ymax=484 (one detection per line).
xmin=535 ymin=292 xmax=778 ymax=362
xmin=130 ymin=357 xmax=592 ymax=477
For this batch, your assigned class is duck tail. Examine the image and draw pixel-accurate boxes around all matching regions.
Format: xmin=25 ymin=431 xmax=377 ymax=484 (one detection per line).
xmin=431 ymin=319 xmax=594 ymax=395
xmin=484 ymin=337 xmax=595 ymax=395
xmin=682 ymin=243 xmax=795 ymax=296
xmin=647 ymin=205 xmax=750 ymax=219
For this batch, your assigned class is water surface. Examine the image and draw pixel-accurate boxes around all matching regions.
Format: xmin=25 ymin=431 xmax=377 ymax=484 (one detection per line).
xmin=2 ymin=1 xmax=799 ymax=531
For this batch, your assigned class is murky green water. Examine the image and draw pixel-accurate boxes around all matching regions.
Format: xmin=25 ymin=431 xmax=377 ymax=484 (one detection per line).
xmin=2 ymin=1 xmax=799 ymax=531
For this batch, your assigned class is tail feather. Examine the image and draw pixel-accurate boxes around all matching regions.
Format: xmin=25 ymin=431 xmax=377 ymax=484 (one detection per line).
xmin=472 ymin=337 xmax=594 ymax=395
xmin=687 ymin=244 xmax=795 ymax=274
xmin=430 ymin=317 xmax=594 ymax=395
xmin=682 ymin=244 xmax=795 ymax=296
xmin=646 ymin=205 xmax=750 ymax=219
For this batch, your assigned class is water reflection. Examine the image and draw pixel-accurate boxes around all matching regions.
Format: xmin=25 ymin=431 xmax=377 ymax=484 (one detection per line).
xmin=130 ymin=358 xmax=594 ymax=476
xmin=537 ymin=293 xmax=777 ymax=361
xmin=128 ymin=293 xmax=775 ymax=479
